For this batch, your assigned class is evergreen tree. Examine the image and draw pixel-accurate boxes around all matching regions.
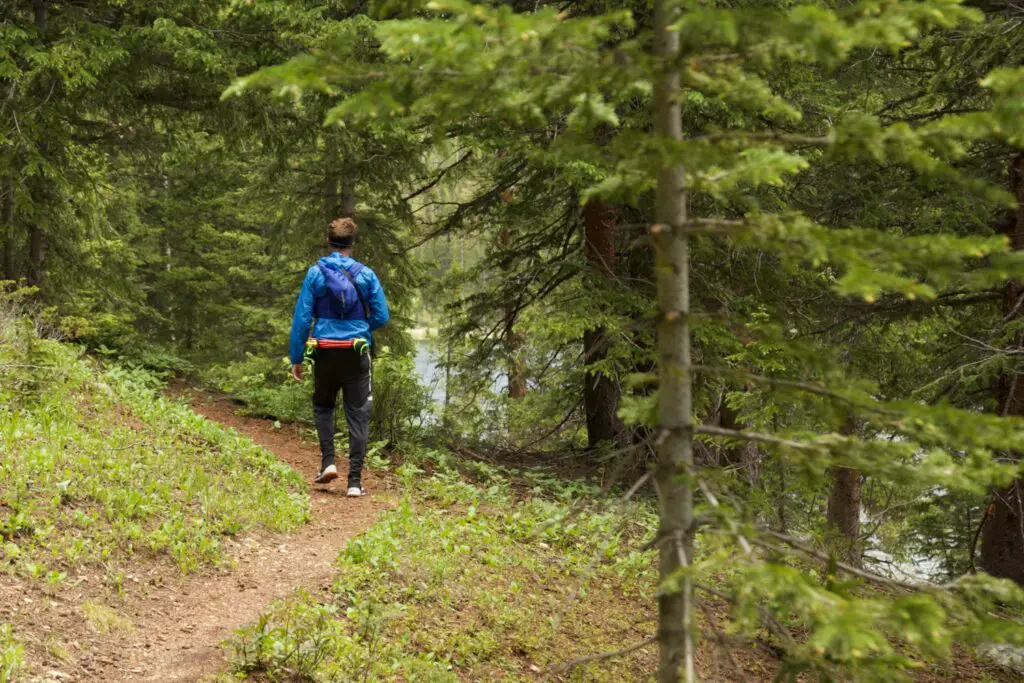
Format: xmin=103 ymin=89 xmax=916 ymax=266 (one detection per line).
xmin=233 ymin=0 xmax=1024 ymax=679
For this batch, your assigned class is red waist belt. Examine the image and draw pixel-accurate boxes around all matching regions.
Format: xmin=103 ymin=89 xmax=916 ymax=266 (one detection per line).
xmin=307 ymin=338 xmax=368 ymax=350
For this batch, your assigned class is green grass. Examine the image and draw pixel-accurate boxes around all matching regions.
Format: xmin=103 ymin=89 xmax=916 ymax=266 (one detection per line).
xmin=228 ymin=450 xmax=659 ymax=682
xmin=0 ymin=624 xmax=23 ymax=683
xmin=81 ymin=600 xmax=134 ymax=635
xmin=0 ymin=319 xmax=309 ymax=582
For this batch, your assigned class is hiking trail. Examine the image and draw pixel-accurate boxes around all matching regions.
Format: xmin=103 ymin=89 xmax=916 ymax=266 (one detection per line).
xmin=82 ymin=387 xmax=392 ymax=683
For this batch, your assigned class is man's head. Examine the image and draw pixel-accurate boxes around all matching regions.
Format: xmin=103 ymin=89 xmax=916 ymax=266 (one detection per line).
xmin=327 ymin=217 xmax=358 ymax=252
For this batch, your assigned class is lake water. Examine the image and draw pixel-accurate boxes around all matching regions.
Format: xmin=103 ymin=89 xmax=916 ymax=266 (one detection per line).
xmin=413 ymin=338 xmax=446 ymax=405
xmin=412 ymin=338 xmax=507 ymax=407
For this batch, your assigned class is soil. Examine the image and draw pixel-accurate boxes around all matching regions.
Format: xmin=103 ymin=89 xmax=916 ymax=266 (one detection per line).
xmin=4 ymin=388 xmax=1019 ymax=682
xmin=7 ymin=386 xmax=393 ymax=683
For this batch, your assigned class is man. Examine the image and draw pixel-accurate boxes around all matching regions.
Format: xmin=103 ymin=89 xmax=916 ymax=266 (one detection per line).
xmin=289 ymin=217 xmax=390 ymax=496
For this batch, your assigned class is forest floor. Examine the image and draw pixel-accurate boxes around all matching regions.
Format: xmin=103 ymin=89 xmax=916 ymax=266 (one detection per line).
xmin=6 ymin=384 xmax=1019 ymax=682
xmin=96 ymin=386 xmax=396 ymax=682
xmin=4 ymin=385 xmax=393 ymax=683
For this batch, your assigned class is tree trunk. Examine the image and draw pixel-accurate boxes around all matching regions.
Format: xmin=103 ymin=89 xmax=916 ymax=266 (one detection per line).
xmin=652 ymin=0 xmax=694 ymax=678
xmin=980 ymin=151 xmax=1024 ymax=586
xmin=323 ymin=135 xmax=340 ymax=222
xmin=827 ymin=469 xmax=862 ymax=535
xmin=718 ymin=395 xmax=761 ymax=485
xmin=26 ymin=222 xmax=43 ymax=288
xmin=505 ymin=317 xmax=526 ymax=399
xmin=1 ymin=175 xmax=15 ymax=281
xmin=341 ymin=178 xmax=356 ymax=218
xmin=582 ymin=198 xmax=623 ymax=447
xmin=501 ymin=228 xmax=527 ymax=399
xmin=34 ymin=0 xmax=46 ymax=32
xmin=26 ymin=0 xmax=47 ymax=288
xmin=776 ymin=454 xmax=789 ymax=533
xmin=826 ymin=419 xmax=862 ymax=565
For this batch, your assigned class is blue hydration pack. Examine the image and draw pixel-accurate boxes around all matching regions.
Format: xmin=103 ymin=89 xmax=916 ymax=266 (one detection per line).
xmin=313 ymin=261 xmax=369 ymax=321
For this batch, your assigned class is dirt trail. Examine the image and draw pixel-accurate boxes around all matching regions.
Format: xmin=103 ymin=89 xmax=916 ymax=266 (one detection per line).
xmin=85 ymin=388 xmax=393 ymax=683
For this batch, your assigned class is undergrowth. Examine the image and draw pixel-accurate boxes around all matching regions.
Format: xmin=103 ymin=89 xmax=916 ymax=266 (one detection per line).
xmin=0 ymin=312 xmax=309 ymax=583
xmin=0 ymin=624 xmax=22 ymax=683
xmin=225 ymin=445 xmax=1023 ymax=683
xmin=205 ymin=348 xmax=431 ymax=443
xmin=228 ymin=449 xmax=659 ymax=682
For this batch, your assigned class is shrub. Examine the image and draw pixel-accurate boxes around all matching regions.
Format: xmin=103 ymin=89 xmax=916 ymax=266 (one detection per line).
xmin=370 ymin=348 xmax=431 ymax=444
xmin=206 ymin=347 xmax=431 ymax=444
xmin=205 ymin=353 xmax=312 ymax=422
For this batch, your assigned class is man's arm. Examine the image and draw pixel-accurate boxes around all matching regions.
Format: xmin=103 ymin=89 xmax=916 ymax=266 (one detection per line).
xmin=289 ymin=268 xmax=317 ymax=366
xmin=366 ymin=270 xmax=390 ymax=331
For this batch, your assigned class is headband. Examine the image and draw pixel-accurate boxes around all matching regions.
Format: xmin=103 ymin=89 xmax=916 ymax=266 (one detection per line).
xmin=328 ymin=236 xmax=354 ymax=248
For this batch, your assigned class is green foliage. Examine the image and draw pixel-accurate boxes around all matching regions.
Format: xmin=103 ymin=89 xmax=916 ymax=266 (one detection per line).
xmin=3 ymin=0 xmax=1024 ymax=679
xmin=206 ymin=347 xmax=431 ymax=445
xmin=229 ymin=448 xmax=658 ymax=681
xmin=232 ymin=593 xmax=350 ymax=681
xmin=228 ymin=445 xmax=1022 ymax=681
xmin=0 ymin=315 xmax=309 ymax=576
xmin=1 ymin=0 xmax=419 ymax=370
xmin=0 ymin=625 xmax=23 ymax=683
xmin=370 ymin=348 xmax=433 ymax=444
xmin=229 ymin=0 xmax=1024 ymax=679
xmin=206 ymin=353 xmax=314 ymax=423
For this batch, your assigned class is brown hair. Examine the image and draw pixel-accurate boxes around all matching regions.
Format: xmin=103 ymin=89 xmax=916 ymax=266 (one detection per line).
xmin=327 ymin=217 xmax=358 ymax=247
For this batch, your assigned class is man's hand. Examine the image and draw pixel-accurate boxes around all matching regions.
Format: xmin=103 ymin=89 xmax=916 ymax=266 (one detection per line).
xmin=291 ymin=363 xmax=304 ymax=383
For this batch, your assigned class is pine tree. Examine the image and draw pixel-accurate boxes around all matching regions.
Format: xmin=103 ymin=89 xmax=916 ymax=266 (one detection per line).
xmin=233 ymin=0 xmax=1024 ymax=678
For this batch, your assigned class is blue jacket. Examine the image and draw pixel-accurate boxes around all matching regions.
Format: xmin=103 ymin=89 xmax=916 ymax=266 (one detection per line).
xmin=288 ymin=252 xmax=390 ymax=364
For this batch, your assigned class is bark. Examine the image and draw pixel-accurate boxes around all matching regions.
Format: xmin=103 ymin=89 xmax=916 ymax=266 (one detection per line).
xmin=26 ymin=224 xmax=43 ymax=287
xmin=652 ymin=0 xmax=694 ymax=678
xmin=323 ymin=135 xmax=341 ymax=222
xmin=776 ymin=456 xmax=789 ymax=533
xmin=323 ymin=135 xmax=356 ymax=220
xmin=33 ymin=0 xmax=46 ymax=33
xmin=341 ymin=178 xmax=356 ymax=218
xmin=718 ymin=396 xmax=761 ymax=485
xmin=1 ymin=176 xmax=15 ymax=281
xmin=827 ymin=469 xmax=862 ymax=536
xmin=505 ymin=319 xmax=526 ymax=398
xmin=980 ymin=151 xmax=1024 ymax=586
xmin=501 ymin=228 xmax=527 ymax=399
xmin=826 ymin=419 xmax=862 ymax=566
xmin=26 ymin=173 xmax=46 ymax=288
xmin=25 ymin=1 xmax=46 ymax=288
xmin=582 ymin=198 xmax=623 ymax=447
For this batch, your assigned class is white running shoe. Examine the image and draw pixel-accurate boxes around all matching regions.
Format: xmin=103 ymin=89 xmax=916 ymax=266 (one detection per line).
xmin=314 ymin=464 xmax=338 ymax=484
xmin=346 ymin=486 xmax=365 ymax=497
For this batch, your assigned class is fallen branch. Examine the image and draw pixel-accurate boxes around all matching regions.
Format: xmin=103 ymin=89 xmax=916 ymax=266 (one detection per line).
xmin=549 ymin=636 xmax=657 ymax=674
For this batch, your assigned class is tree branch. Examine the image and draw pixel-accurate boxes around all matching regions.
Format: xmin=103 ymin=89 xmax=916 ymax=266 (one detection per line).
xmin=693 ymin=425 xmax=826 ymax=452
xmin=756 ymin=529 xmax=949 ymax=591
xmin=402 ymin=151 xmax=473 ymax=202
xmin=692 ymin=364 xmax=900 ymax=416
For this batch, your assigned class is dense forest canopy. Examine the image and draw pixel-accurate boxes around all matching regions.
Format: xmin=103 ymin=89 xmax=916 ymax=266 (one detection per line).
xmin=2 ymin=0 xmax=1024 ymax=680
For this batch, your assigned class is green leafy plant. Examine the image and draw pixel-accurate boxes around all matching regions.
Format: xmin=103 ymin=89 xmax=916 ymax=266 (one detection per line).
xmin=229 ymin=449 xmax=660 ymax=682
xmin=0 ymin=625 xmax=23 ymax=683
xmin=370 ymin=348 xmax=432 ymax=444
xmin=0 ymin=316 xmax=309 ymax=580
